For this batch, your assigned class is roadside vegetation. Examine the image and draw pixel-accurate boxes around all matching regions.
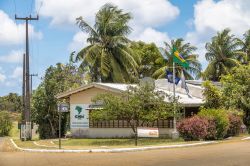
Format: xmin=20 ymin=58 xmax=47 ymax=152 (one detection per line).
xmin=1 ymin=3 xmax=250 ymax=144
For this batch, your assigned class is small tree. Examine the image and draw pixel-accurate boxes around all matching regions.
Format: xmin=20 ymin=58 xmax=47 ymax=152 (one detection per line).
xmin=0 ymin=111 xmax=12 ymax=136
xmin=202 ymin=81 xmax=222 ymax=109
xmin=91 ymin=83 xmax=174 ymax=145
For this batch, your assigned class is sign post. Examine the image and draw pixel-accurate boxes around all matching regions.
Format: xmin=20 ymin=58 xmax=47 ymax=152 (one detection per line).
xmin=58 ymin=103 xmax=69 ymax=149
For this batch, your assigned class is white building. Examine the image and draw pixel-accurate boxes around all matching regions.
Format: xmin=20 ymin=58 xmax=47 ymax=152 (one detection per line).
xmin=56 ymin=79 xmax=204 ymax=138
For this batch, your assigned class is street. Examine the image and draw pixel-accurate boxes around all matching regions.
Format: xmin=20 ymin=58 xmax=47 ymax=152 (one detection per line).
xmin=0 ymin=138 xmax=250 ymax=166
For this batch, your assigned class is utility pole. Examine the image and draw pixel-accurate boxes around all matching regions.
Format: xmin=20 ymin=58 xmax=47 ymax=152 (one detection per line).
xmin=15 ymin=14 xmax=39 ymax=140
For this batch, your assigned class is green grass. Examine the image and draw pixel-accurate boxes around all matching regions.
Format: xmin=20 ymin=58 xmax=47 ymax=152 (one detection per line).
xmin=53 ymin=138 xmax=188 ymax=148
xmin=14 ymin=139 xmax=46 ymax=149
xmin=9 ymin=121 xmax=19 ymax=138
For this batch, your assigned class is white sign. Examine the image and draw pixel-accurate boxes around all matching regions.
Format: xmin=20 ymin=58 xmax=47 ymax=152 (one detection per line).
xmin=21 ymin=124 xmax=26 ymax=139
xmin=70 ymin=104 xmax=89 ymax=128
xmin=137 ymin=127 xmax=159 ymax=138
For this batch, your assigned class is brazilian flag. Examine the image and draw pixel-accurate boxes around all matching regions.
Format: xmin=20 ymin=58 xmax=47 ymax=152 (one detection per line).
xmin=172 ymin=47 xmax=189 ymax=68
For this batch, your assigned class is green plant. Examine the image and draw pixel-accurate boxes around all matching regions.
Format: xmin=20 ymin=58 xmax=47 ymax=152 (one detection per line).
xmin=227 ymin=114 xmax=243 ymax=136
xmin=0 ymin=111 xmax=12 ymax=136
xmin=153 ymin=38 xmax=201 ymax=80
xmin=177 ymin=116 xmax=209 ymax=141
xmin=202 ymin=81 xmax=222 ymax=109
xmin=198 ymin=108 xmax=229 ymax=139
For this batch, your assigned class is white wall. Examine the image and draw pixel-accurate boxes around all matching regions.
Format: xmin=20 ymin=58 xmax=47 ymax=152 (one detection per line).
xmin=71 ymin=128 xmax=174 ymax=138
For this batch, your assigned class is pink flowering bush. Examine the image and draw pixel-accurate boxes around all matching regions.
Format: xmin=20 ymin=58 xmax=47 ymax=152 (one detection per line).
xmin=177 ymin=116 xmax=209 ymax=141
xmin=227 ymin=114 xmax=242 ymax=136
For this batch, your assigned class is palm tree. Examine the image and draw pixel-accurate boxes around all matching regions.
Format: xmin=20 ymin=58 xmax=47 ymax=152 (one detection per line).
xmin=203 ymin=29 xmax=244 ymax=81
xmin=237 ymin=30 xmax=250 ymax=64
xmin=75 ymin=3 xmax=138 ymax=83
xmin=152 ymin=38 xmax=202 ymax=80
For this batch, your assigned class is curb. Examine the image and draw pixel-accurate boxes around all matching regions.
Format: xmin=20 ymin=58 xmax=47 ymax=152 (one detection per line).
xmin=10 ymin=139 xmax=218 ymax=153
xmin=241 ymin=137 xmax=250 ymax=141
xmin=33 ymin=141 xmax=57 ymax=148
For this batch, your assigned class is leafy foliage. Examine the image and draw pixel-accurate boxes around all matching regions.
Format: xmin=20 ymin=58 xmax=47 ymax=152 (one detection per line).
xmin=203 ymin=29 xmax=244 ymax=81
xmin=75 ymin=3 xmax=138 ymax=83
xmin=153 ymin=38 xmax=202 ymax=80
xmin=227 ymin=114 xmax=243 ymax=137
xmin=0 ymin=111 xmax=12 ymax=136
xmin=0 ymin=93 xmax=22 ymax=112
xmin=129 ymin=41 xmax=163 ymax=79
xmin=202 ymin=81 xmax=222 ymax=109
xmin=237 ymin=29 xmax=250 ymax=63
xmin=177 ymin=116 xmax=209 ymax=141
xmin=221 ymin=64 xmax=250 ymax=132
xmin=32 ymin=63 xmax=84 ymax=139
xmin=91 ymin=83 xmax=175 ymax=145
xmin=198 ymin=108 xmax=229 ymax=139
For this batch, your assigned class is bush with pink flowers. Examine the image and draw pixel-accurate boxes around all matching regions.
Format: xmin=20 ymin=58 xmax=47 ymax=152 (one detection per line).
xmin=227 ymin=114 xmax=242 ymax=137
xmin=177 ymin=116 xmax=209 ymax=141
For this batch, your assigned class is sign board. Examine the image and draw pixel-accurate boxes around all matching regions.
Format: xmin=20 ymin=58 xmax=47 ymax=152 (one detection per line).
xmin=58 ymin=103 xmax=70 ymax=112
xmin=70 ymin=104 xmax=89 ymax=128
xmin=21 ymin=124 xmax=26 ymax=139
xmin=137 ymin=127 xmax=159 ymax=138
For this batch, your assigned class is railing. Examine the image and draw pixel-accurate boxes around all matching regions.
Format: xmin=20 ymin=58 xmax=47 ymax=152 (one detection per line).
xmin=89 ymin=118 xmax=174 ymax=128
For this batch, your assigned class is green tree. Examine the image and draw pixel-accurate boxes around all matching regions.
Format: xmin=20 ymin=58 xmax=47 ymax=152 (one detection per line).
xmin=0 ymin=111 xmax=12 ymax=136
xmin=129 ymin=41 xmax=163 ymax=79
xmin=237 ymin=30 xmax=250 ymax=64
xmin=75 ymin=3 xmax=138 ymax=83
xmin=0 ymin=93 xmax=22 ymax=112
xmin=203 ymin=29 xmax=244 ymax=81
xmin=91 ymin=83 xmax=174 ymax=145
xmin=153 ymin=38 xmax=201 ymax=79
xmin=221 ymin=64 xmax=250 ymax=132
xmin=202 ymin=81 xmax=222 ymax=109
xmin=32 ymin=63 xmax=84 ymax=139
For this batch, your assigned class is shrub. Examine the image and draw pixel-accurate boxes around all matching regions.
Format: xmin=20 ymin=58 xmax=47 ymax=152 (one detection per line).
xmin=227 ymin=114 xmax=242 ymax=136
xmin=0 ymin=111 xmax=12 ymax=136
xmin=198 ymin=108 xmax=229 ymax=139
xmin=205 ymin=118 xmax=217 ymax=140
xmin=177 ymin=116 xmax=209 ymax=141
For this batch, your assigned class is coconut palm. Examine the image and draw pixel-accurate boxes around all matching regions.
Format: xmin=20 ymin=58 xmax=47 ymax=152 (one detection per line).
xmin=237 ymin=30 xmax=250 ymax=64
xmin=152 ymin=38 xmax=202 ymax=80
xmin=75 ymin=3 xmax=138 ymax=83
xmin=203 ymin=29 xmax=244 ymax=81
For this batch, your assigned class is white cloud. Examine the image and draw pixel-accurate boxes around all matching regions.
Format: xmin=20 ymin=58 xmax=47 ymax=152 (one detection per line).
xmin=0 ymin=10 xmax=42 ymax=45
xmin=36 ymin=0 xmax=179 ymax=27
xmin=57 ymin=0 xmax=178 ymax=50
xmin=0 ymin=50 xmax=23 ymax=63
xmin=11 ymin=66 xmax=23 ymax=79
xmin=130 ymin=27 xmax=170 ymax=47
xmin=185 ymin=0 xmax=250 ymax=66
xmin=68 ymin=32 xmax=88 ymax=52
xmin=187 ymin=0 xmax=250 ymax=43
xmin=0 ymin=72 xmax=6 ymax=83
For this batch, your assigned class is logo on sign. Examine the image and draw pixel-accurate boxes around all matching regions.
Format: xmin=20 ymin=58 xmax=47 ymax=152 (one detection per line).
xmin=74 ymin=106 xmax=84 ymax=119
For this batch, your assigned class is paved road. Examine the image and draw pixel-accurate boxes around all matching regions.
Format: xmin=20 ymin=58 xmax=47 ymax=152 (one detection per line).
xmin=0 ymin=140 xmax=250 ymax=166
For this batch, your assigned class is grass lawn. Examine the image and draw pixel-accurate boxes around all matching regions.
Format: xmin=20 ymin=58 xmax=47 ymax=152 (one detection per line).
xmin=12 ymin=137 xmax=199 ymax=149
xmin=51 ymin=138 xmax=194 ymax=149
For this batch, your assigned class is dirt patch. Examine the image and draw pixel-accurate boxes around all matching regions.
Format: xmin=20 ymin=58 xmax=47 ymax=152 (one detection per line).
xmin=0 ymin=138 xmax=17 ymax=152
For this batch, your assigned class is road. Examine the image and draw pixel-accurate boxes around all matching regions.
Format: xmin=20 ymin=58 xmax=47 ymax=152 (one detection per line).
xmin=0 ymin=139 xmax=250 ymax=166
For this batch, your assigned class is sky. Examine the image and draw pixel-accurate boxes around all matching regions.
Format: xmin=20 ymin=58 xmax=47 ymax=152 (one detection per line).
xmin=1 ymin=0 xmax=250 ymax=96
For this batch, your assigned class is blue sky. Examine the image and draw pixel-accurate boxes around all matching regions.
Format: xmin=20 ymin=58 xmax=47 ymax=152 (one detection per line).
xmin=0 ymin=0 xmax=249 ymax=96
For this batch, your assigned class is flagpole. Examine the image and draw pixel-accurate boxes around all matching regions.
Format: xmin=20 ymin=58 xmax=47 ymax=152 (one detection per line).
xmin=172 ymin=61 xmax=178 ymax=139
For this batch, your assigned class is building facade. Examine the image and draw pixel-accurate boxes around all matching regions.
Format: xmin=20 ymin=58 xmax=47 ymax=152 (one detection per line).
xmin=56 ymin=79 xmax=204 ymax=138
